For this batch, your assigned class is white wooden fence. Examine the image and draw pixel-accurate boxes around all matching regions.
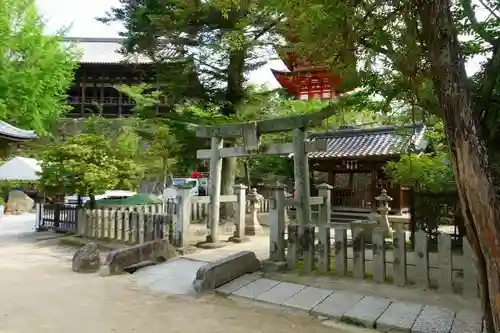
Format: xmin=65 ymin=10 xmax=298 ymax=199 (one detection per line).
xmin=76 ymin=206 xmax=173 ymax=245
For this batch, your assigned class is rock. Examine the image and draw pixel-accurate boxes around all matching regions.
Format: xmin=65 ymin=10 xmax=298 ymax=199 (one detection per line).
xmin=192 ymin=250 xmax=261 ymax=293
xmin=100 ymin=239 xmax=177 ymax=276
xmin=5 ymin=190 xmax=34 ymax=214
xmin=72 ymin=243 xmax=101 ymax=273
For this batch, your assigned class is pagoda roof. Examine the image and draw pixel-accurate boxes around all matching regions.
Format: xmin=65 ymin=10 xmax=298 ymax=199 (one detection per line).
xmin=62 ymin=37 xmax=178 ymax=64
xmin=304 ymin=123 xmax=427 ymax=159
xmin=0 ymin=121 xmax=37 ymax=142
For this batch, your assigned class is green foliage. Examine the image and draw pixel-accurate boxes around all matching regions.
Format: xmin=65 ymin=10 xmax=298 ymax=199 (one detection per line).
xmin=248 ymin=156 xmax=292 ymax=180
xmin=0 ymin=0 xmax=79 ymax=134
xmin=384 ymin=121 xmax=455 ymax=192
xmin=100 ymin=0 xmax=280 ymax=117
xmin=140 ymin=124 xmax=179 ymax=180
xmin=384 ymin=154 xmax=455 ymax=193
xmin=38 ymin=134 xmax=142 ymax=196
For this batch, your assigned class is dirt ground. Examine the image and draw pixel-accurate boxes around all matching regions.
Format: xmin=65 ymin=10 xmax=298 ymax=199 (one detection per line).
xmin=0 ymin=226 xmax=371 ymax=333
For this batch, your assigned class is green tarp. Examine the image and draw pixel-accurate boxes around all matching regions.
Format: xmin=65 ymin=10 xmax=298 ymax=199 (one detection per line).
xmin=85 ymin=193 xmax=163 ymax=208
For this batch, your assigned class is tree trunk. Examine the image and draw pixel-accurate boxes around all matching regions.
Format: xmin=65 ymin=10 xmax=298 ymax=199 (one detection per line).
xmin=244 ymin=159 xmax=252 ymax=189
xmin=220 ymin=156 xmax=237 ymax=219
xmin=416 ymin=1 xmax=500 ymax=331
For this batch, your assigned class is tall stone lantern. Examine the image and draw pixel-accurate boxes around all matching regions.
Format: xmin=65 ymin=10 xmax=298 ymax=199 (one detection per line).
xmin=245 ymin=188 xmax=263 ymax=235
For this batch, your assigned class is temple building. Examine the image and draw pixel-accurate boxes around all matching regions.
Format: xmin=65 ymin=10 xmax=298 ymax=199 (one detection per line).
xmin=270 ymin=30 xmax=347 ymax=100
xmin=308 ymin=123 xmax=427 ymax=214
xmin=64 ymin=37 xmax=203 ymax=118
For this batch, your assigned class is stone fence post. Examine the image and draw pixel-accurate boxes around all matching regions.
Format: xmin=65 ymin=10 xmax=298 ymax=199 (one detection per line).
xmin=230 ymin=184 xmax=247 ymax=242
xmin=262 ymin=183 xmax=287 ymax=272
xmin=316 ymin=183 xmax=332 ymax=224
xmin=175 ymin=184 xmax=192 ymax=247
xmin=76 ymin=208 xmax=85 ymax=236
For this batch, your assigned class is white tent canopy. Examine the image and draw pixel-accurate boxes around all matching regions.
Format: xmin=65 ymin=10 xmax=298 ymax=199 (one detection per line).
xmin=0 ymin=157 xmax=41 ymax=181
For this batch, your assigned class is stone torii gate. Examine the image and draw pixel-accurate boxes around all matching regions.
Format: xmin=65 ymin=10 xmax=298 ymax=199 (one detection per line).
xmin=196 ymin=107 xmax=337 ymax=245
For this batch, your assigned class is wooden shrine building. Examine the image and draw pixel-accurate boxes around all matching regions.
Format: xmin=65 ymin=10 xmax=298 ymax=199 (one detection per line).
xmin=307 ymin=123 xmax=427 ymax=214
xmin=63 ymin=37 xmax=203 ymax=118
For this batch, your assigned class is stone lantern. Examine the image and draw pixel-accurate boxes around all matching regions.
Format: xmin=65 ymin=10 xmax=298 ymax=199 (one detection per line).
xmin=374 ymin=189 xmax=394 ymax=237
xmin=245 ymin=188 xmax=263 ymax=235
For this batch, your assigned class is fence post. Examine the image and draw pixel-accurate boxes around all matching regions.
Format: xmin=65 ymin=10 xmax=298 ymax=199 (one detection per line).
xmin=176 ymin=184 xmax=192 ymax=248
xmin=76 ymin=208 xmax=85 ymax=236
xmin=35 ymin=203 xmax=43 ymax=231
xmin=54 ymin=204 xmax=60 ymax=229
xmin=463 ymin=237 xmax=479 ymax=298
xmin=231 ymin=184 xmax=247 ymax=242
xmin=262 ymin=183 xmax=287 ymax=272
xmin=317 ymin=183 xmax=332 ymax=273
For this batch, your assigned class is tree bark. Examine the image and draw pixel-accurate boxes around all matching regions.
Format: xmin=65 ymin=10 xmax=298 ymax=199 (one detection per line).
xmin=220 ymin=156 xmax=237 ymax=218
xmin=416 ymin=1 xmax=500 ymax=331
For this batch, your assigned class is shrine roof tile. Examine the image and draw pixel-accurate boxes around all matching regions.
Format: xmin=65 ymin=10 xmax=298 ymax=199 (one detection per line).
xmin=306 ymin=123 xmax=426 ymax=159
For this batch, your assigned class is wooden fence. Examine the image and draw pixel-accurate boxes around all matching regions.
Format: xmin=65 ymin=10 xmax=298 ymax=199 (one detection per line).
xmin=266 ymin=184 xmax=479 ymax=297
xmin=189 ymin=198 xmax=270 ymax=220
xmin=36 ymin=204 xmax=79 ymax=233
xmin=37 ymin=193 xmax=271 ymax=247
xmin=77 ymin=208 xmax=174 ymax=245
xmin=286 ymin=226 xmax=478 ymax=297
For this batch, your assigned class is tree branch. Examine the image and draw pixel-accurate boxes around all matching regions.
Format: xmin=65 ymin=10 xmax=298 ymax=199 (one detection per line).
xmin=478 ymin=0 xmax=500 ymax=21
xmin=461 ymin=0 xmax=496 ymax=44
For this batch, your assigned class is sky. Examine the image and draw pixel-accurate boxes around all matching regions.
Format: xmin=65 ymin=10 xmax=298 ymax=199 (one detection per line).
xmin=36 ymin=0 xmax=484 ymax=88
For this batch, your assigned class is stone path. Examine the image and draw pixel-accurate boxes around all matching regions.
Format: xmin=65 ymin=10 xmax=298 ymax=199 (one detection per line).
xmin=215 ymin=274 xmax=484 ymax=333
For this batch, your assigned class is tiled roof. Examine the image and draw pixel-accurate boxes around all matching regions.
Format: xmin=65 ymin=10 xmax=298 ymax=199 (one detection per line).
xmin=63 ymin=37 xmax=177 ymax=64
xmin=0 ymin=121 xmax=37 ymax=141
xmin=306 ymin=123 xmax=426 ymax=159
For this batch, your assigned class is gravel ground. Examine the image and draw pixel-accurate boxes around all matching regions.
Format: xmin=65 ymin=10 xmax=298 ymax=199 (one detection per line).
xmin=0 ymin=214 xmax=371 ymax=333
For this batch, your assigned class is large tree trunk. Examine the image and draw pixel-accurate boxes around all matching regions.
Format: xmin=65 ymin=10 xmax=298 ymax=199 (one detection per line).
xmin=219 ymin=34 xmax=246 ymax=220
xmin=220 ymin=156 xmax=237 ymax=218
xmin=416 ymin=1 xmax=500 ymax=331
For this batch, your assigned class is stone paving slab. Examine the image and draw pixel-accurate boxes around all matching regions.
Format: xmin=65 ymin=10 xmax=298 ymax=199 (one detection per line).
xmin=214 ymin=273 xmax=260 ymax=295
xmin=255 ymin=282 xmax=305 ymax=305
xmin=215 ymin=277 xmax=483 ymax=333
xmin=342 ymin=296 xmax=392 ymax=328
xmin=410 ymin=305 xmax=455 ymax=333
xmin=282 ymin=286 xmax=333 ymax=312
xmin=450 ymin=310 xmax=483 ymax=333
xmin=376 ymin=301 xmax=423 ymax=332
xmin=232 ymin=278 xmax=280 ymax=299
xmin=312 ymin=291 xmax=364 ymax=319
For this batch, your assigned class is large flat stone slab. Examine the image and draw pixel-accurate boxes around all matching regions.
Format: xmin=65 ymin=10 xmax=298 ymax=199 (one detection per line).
xmin=312 ymin=291 xmax=364 ymax=319
xmin=215 ymin=273 xmax=260 ymax=295
xmin=282 ymin=286 xmax=332 ymax=311
xmin=255 ymin=282 xmax=305 ymax=305
xmin=132 ymin=258 xmax=207 ymax=295
xmin=342 ymin=296 xmax=392 ymax=328
xmin=232 ymin=278 xmax=280 ymax=299
xmin=192 ymin=251 xmax=261 ymax=292
xmin=450 ymin=310 xmax=483 ymax=333
xmin=411 ymin=305 xmax=455 ymax=333
xmin=376 ymin=302 xmax=423 ymax=332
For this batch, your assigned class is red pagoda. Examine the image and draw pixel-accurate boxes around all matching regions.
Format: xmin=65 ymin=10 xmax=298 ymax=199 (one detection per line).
xmin=271 ymin=34 xmax=346 ymax=100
